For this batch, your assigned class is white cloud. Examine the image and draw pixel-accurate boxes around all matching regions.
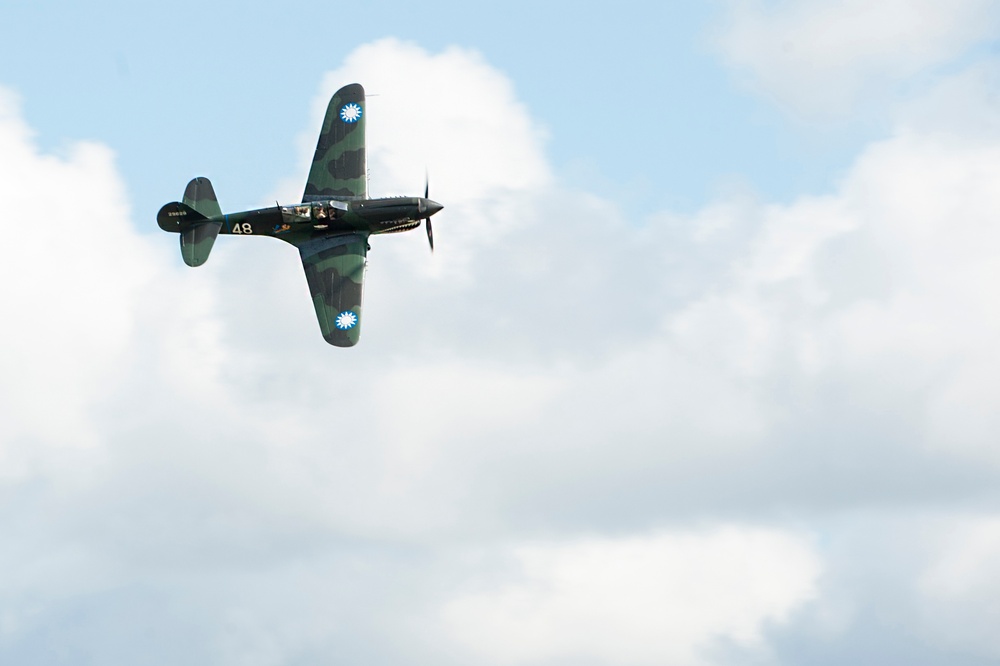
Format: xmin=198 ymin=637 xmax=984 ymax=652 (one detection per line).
xmin=918 ymin=515 xmax=1000 ymax=659
xmin=713 ymin=0 xmax=1000 ymax=118
xmin=442 ymin=528 xmax=821 ymax=665
xmin=272 ymin=38 xmax=550 ymax=278
xmin=4 ymin=34 xmax=1000 ymax=665
xmin=0 ymin=90 xmax=157 ymax=476
xmin=671 ymin=127 xmax=1000 ymax=463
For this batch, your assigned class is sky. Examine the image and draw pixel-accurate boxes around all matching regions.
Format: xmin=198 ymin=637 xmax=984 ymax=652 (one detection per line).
xmin=2 ymin=1 xmax=1000 ymax=664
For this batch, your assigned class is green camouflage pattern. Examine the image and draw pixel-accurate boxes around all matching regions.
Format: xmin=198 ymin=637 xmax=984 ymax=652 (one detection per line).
xmin=179 ymin=178 xmax=223 ymax=267
xmin=155 ymin=198 xmax=220 ymax=268
xmin=183 ymin=176 xmax=223 ymax=218
xmin=298 ymin=234 xmax=368 ymax=347
xmin=180 ymin=220 xmax=222 ymax=267
xmin=157 ymin=83 xmax=443 ymax=347
xmin=303 ymin=83 xmax=366 ymax=201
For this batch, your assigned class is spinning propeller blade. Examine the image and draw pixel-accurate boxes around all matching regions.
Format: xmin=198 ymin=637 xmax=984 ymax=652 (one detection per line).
xmin=423 ymin=174 xmax=434 ymax=252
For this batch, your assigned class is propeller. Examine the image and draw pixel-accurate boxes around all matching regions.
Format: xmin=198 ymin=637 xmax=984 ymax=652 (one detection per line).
xmin=423 ymin=174 xmax=434 ymax=252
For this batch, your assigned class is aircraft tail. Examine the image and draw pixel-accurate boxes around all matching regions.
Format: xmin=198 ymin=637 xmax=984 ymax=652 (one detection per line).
xmin=183 ymin=176 xmax=223 ymax=218
xmin=156 ymin=177 xmax=224 ymax=267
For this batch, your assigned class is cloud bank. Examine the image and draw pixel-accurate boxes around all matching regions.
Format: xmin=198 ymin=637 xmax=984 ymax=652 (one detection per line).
xmin=2 ymin=25 xmax=1000 ymax=665
xmin=713 ymin=0 xmax=1000 ymax=118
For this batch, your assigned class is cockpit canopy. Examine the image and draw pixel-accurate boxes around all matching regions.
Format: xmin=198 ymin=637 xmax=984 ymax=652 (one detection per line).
xmin=281 ymin=200 xmax=349 ymax=224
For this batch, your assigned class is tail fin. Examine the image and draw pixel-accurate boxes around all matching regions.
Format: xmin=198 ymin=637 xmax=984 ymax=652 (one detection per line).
xmin=157 ymin=201 xmax=206 ymax=231
xmin=155 ymin=176 xmax=224 ymax=267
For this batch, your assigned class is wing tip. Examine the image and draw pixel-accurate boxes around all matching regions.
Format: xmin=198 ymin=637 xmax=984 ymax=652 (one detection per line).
xmin=323 ymin=333 xmax=361 ymax=348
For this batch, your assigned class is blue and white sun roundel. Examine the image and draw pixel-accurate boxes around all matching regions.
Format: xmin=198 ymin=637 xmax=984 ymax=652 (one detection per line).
xmin=339 ymin=102 xmax=362 ymax=123
xmin=334 ymin=310 xmax=359 ymax=330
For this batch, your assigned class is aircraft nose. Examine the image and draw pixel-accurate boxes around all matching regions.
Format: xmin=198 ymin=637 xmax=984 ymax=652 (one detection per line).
xmin=421 ymin=199 xmax=444 ymax=216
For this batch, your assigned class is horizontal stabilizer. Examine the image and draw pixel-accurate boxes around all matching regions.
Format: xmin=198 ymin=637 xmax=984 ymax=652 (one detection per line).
xmin=183 ymin=177 xmax=223 ymax=219
xmin=180 ymin=221 xmax=222 ymax=267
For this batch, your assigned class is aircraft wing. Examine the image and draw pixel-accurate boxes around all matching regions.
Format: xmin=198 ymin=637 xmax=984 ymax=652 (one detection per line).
xmin=303 ymin=83 xmax=367 ymax=201
xmin=297 ymin=234 xmax=368 ymax=347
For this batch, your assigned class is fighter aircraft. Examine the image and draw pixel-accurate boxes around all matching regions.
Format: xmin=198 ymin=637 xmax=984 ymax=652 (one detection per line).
xmin=156 ymin=83 xmax=443 ymax=347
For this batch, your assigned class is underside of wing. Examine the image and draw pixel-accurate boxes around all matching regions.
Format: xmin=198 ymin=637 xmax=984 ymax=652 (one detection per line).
xmin=303 ymin=83 xmax=367 ymax=202
xmin=296 ymin=234 xmax=368 ymax=347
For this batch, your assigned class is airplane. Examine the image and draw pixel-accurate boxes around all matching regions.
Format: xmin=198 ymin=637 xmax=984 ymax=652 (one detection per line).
xmin=156 ymin=83 xmax=443 ymax=347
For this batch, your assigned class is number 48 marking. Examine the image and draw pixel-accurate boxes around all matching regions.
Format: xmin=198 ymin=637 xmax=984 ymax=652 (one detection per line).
xmin=232 ymin=222 xmax=253 ymax=234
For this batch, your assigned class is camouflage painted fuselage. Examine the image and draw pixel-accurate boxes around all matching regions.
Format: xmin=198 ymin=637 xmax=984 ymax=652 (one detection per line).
xmin=210 ymin=196 xmax=434 ymax=244
xmin=156 ymin=195 xmax=440 ymax=346
xmin=156 ymin=83 xmax=443 ymax=347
